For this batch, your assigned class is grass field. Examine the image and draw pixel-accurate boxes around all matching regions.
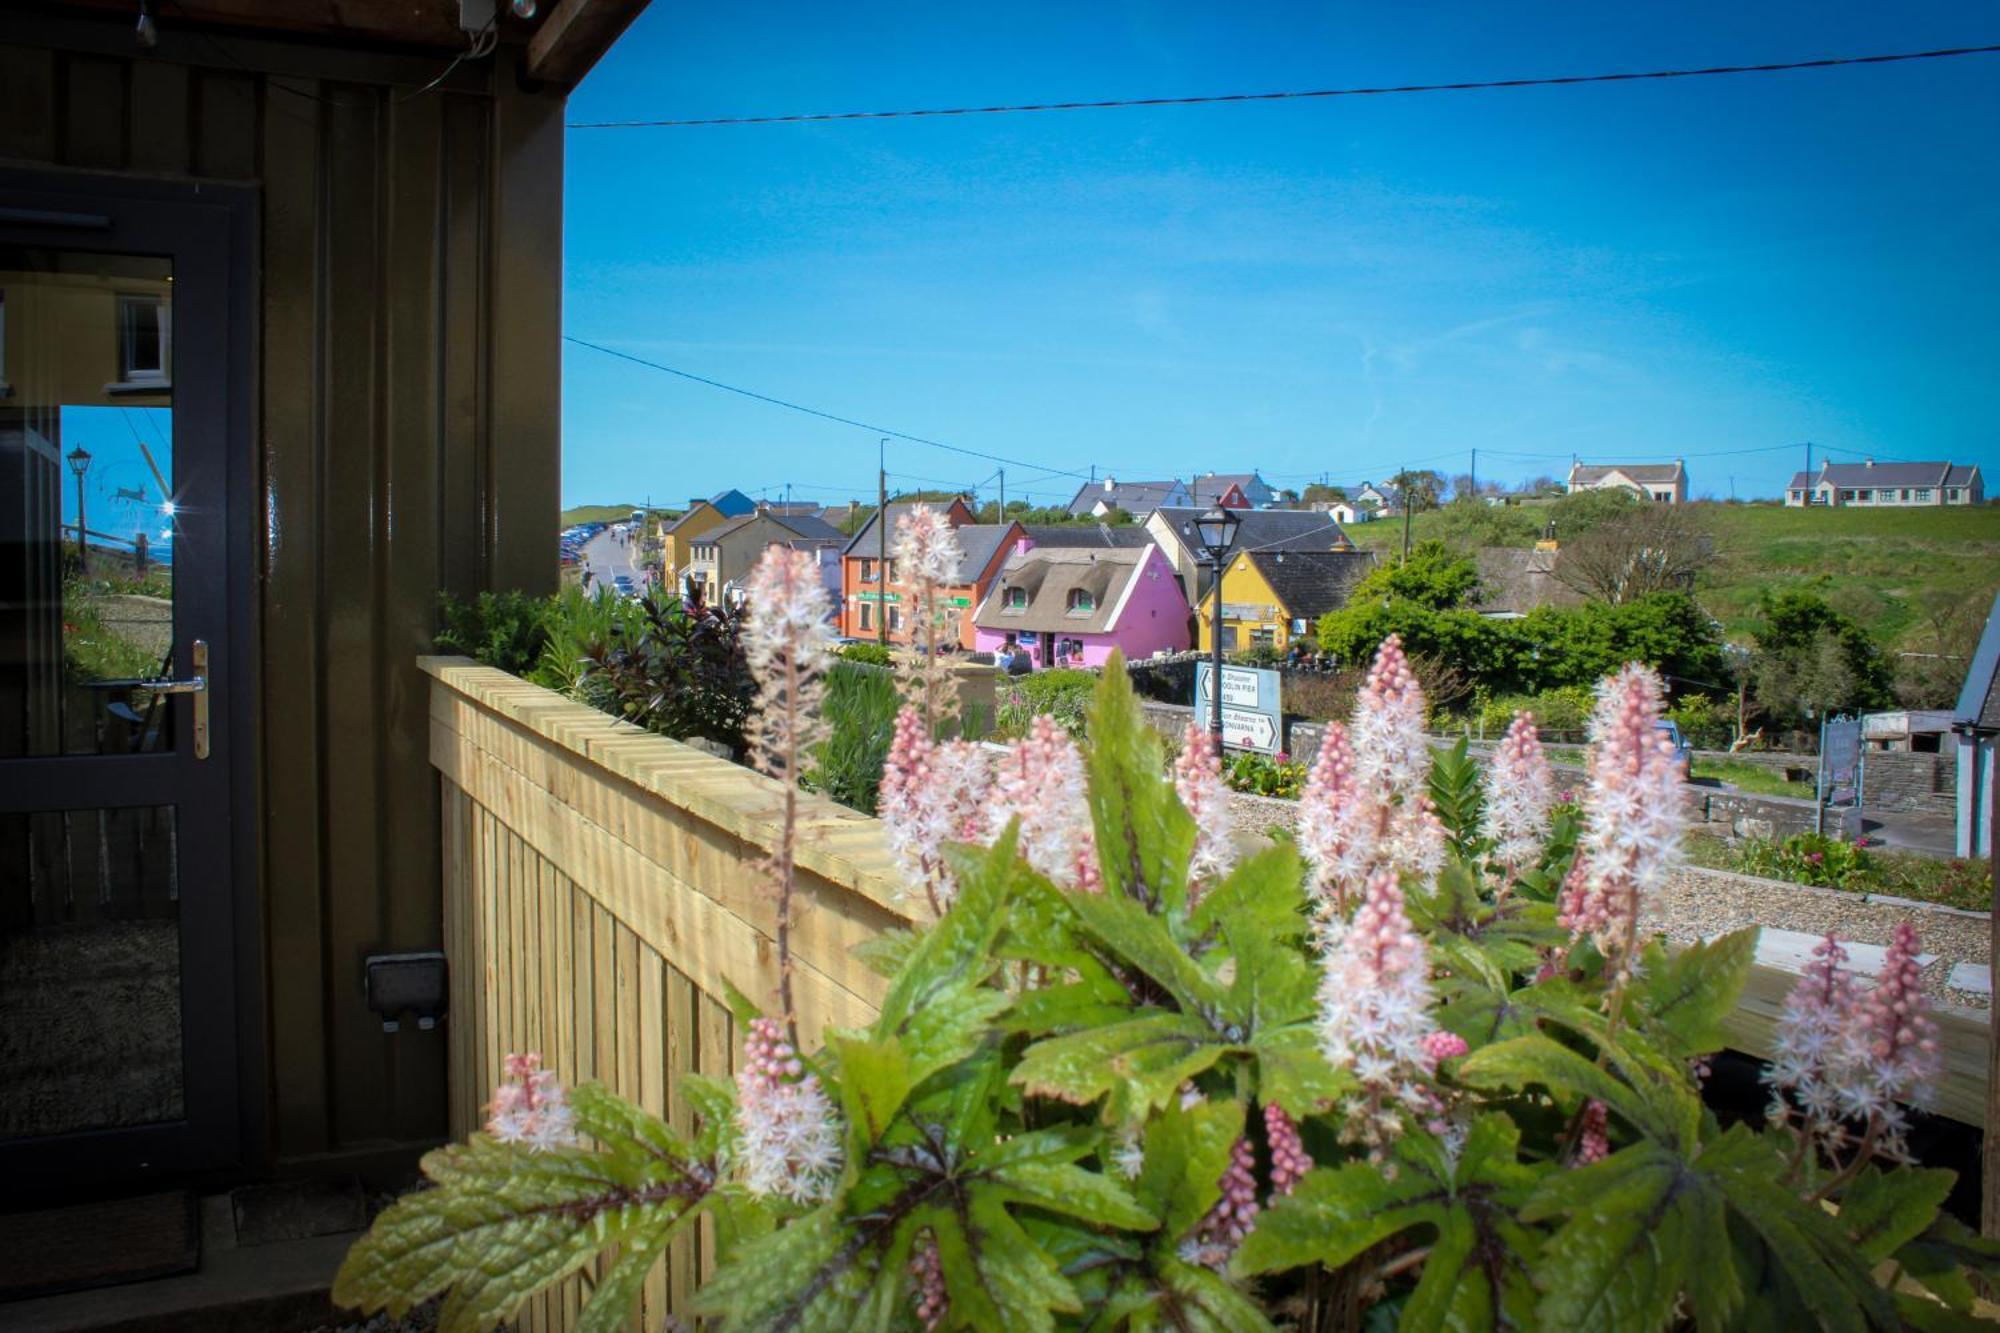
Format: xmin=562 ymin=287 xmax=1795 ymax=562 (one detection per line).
xmin=1344 ymin=501 xmax=2000 ymax=648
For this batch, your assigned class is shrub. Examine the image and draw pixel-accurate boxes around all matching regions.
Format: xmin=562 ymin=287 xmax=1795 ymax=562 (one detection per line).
xmin=837 ymin=641 xmax=894 ymax=667
xmin=530 ymin=584 xmax=648 ymax=695
xmin=1668 ymin=693 xmax=1735 ymax=750
xmin=996 ymin=667 xmax=1097 ymax=738
xmin=435 ymin=589 xmax=550 ymax=678
xmin=1278 ymin=668 xmax=1360 ymax=721
xmin=579 ymin=585 xmax=754 ymax=754
xmin=1223 ymin=751 xmax=1305 ymax=798
xmin=803 ymin=661 xmax=900 ymax=815
xmin=1474 ymin=686 xmax=1595 ymax=738
xmin=1231 ymin=642 xmax=1285 ymax=668
xmin=1737 ymin=831 xmax=1870 ymax=890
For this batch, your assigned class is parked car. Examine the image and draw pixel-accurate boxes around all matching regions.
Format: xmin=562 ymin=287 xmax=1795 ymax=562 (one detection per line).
xmin=1654 ymin=719 xmax=1692 ymax=781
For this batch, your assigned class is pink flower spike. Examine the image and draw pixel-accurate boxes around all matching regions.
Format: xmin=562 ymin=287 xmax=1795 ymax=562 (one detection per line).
xmin=879 ymin=707 xmax=992 ymax=911
xmin=1179 ymin=1137 xmax=1260 ymax=1270
xmin=1480 ymin=711 xmax=1555 ymax=874
xmin=485 ymin=1050 xmax=579 ymax=1151
xmin=1174 ymin=723 xmax=1236 ymax=895
xmin=742 ymin=545 xmax=834 ymax=782
xmin=1263 ymin=1103 xmax=1313 ymax=1196
xmin=1296 ymin=722 xmax=1379 ymax=914
xmin=1574 ymin=1100 xmax=1610 ymax=1166
xmin=988 ymin=715 xmax=1100 ymax=892
xmin=732 ymin=1017 xmax=843 ymax=1204
xmin=1315 ymin=871 xmax=1443 ymax=1158
xmin=1423 ymin=1031 xmax=1469 ymax=1065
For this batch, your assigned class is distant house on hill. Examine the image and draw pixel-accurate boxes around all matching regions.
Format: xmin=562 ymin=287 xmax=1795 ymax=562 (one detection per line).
xmin=1785 ymin=460 xmax=1983 ymax=508
xmin=1473 ymin=547 xmax=1583 ymax=619
xmin=1567 ymin=460 xmax=1688 ymax=504
xmin=1191 ymin=470 xmax=1276 ymax=509
xmin=973 ymin=539 xmax=1189 ymax=668
xmin=1064 ymin=477 xmax=1189 ymax=520
xmin=1352 ymin=481 xmax=1400 ymax=515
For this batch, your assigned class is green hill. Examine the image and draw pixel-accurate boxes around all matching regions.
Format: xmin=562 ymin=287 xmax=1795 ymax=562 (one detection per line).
xmin=1343 ymin=500 xmax=2000 ymax=648
xmin=562 ymin=503 xmax=680 ymax=527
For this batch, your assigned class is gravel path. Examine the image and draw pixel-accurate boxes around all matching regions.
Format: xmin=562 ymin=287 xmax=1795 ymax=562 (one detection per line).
xmin=1225 ymin=790 xmax=1990 ymax=1013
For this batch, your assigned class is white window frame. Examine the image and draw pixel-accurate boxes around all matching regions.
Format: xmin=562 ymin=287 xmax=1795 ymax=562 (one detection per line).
xmin=113 ymin=292 xmax=171 ymax=389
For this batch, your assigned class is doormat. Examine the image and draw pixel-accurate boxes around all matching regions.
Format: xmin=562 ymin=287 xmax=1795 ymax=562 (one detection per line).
xmin=0 ymin=1190 xmax=199 ymax=1302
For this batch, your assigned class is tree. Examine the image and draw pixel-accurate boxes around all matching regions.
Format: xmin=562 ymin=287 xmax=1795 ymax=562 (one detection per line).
xmin=1748 ymin=589 xmax=1892 ymax=727
xmin=1894 ymin=586 xmax=1996 ymax=708
xmin=1390 ymin=468 xmax=1444 ymax=513
xmin=1553 ymin=502 xmax=1710 ymax=605
xmin=1302 ymin=482 xmax=1346 ymax=505
xmin=1430 ymin=499 xmax=1537 ymax=554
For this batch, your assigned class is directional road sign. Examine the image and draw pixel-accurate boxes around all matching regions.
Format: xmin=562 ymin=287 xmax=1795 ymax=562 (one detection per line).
xmin=1194 ymin=662 xmax=1283 ymax=755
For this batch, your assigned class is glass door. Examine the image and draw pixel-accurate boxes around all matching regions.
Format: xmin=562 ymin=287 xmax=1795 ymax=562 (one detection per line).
xmin=0 ymin=174 xmax=251 ymax=1194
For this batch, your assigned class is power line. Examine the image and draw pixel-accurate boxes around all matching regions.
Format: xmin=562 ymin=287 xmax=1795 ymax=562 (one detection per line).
xmin=568 ymin=43 xmax=2000 ymax=130
xmin=563 ymin=334 xmax=1102 ymax=482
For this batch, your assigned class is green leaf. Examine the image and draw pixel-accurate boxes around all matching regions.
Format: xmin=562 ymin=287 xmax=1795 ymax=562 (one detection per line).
xmin=1892 ymin=1292 xmax=1998 ymax=1333
xmin=1013 ymin=1011 xmax=1233 ymax=1119
xmin=933 ymin=1190 xmax=1081 ymax=1333
xmin=334 ymin=1133 xmax=706 ymax=1331
xmin=989 ymin=1156 xmax=1160 ymax=1231
xmin=1526 ymin=1142 xmax=1716 ymax=1333
xmin=1634 ymin=928 xmax=1758 ymax=1057
xmin=574 ymin=1228 xmax=674 ymax=1333
xmin=876 ymin=832 xmax=1017 ymax=1037
xmin=1136 ymin=1097 xmax=1244 ymax=1241
xmin=689 ymin=1206 xmax=861 ymax=1331
xmin=1457 ymin=1034 xmax=1679 ymax=1146
xmin=1084 ymin=653 xmax=1197 ymax=913
xmin=1066 ymin=889 xmax=1227 ymax=1016
xmin=832 ymin=1034 xmax=916 ymax=1150
xmin=1838 ymin=1164 xmax=1954 ymax=1264
xmin=1428 ymin=736 xmax=1484 ymax=852
xmin=1898 ymin=1213 xmax=2000 ymax=1313
xmin=1235 ymin=1157 xmax=1446 ymax=1276
xmin=1249 ymin=1023 xmax=1350 ymax=1118
xmin=1152 ymin=1257 xmax=1279 ymax=1332
xmin=850 ymin=925 xmax=921 ymax=979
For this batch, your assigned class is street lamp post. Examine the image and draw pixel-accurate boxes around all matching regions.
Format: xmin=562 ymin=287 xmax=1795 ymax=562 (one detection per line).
xmin=1193 ymin=502 xmax=1240 ymax=742
xmin=67 ymin=446 xmax=92 ymax=574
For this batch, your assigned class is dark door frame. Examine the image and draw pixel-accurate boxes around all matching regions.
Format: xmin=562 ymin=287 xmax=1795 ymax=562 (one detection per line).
xmin=0 ymin=166 xmax=262 ymax=1199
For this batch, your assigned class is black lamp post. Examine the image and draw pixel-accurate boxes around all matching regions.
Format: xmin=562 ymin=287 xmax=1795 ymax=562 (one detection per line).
xmin=1193 ymin=502 xmax=1240 ymax=740
xmin=67 ymin=446 xmax=92 ymax=574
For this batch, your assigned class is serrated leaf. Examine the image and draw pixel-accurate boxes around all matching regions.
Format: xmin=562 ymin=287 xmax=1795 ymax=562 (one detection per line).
xmin=1527 ymin=1142 xmax=1712 ymax=1333
xmin=1838 ymin=1164 xmax=1954 ymax=1264
xmin=1190 ymin=841 xmax=1308 ymax=945
xmin=851 ymin=925 xmax=921 ymax=979
xmin=1066 ymin=889 xmax=1227 ymax=1015
xmin=1250 ymin=1023 xmax=1351 ymax=1118
xmin=1235 ymin=1158 xmax=1446 ymax=1275
xmin=833 ymin=1034 xmax=915 ymax=1149
xmin=1084 ymin=653 xmax=1197 ymax=914
xmin=574 ymin=1227 xmax=674 ymax=1333
xmin=876 ymin=833 xmax=1017 ymax=1037
xmin=689 ymin=1206 xmax=860 ymax=1331
xmin=1457 ymin=1034 xmax=1679 ymax=1146
xmin=1635 ymin=927 xmax=1758 ymax=1057
xmin=989 ymin=1157 xmax=1160 ymax=1231
xmin=1898 ymin=1213 xmax=2000 ymax=1313
xmin=1137 ymin=1097 xmax=1243 ymax=1241
xmin=1154 ymin=1257 xmax=1278 ymax=1332
xmin=1013 ymin=1011 xmax=1233 ymax=1118
xmin=934 ymin=1190 xmax=1081 ymax=1333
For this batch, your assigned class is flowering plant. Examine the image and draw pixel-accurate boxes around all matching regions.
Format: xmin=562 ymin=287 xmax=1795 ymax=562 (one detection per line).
xmin=337 ymin=613 xmax=1996 ymax=1331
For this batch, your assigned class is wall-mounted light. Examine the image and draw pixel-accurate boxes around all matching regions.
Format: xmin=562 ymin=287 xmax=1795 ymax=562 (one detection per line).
xmin=136 ymin=0 xmax=158 ymax=49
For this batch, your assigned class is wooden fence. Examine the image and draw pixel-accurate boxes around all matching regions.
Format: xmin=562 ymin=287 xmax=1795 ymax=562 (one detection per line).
xmin=425 ymin=655 xmax=1989 ymax=1328
xmin=426 ymin=656 xmax=912 ymax=1329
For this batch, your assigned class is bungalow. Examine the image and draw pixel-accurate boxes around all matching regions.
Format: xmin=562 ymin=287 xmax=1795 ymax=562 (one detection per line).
xmin=838 ymin=498 xmax=1002 ymax=645
xmin=1063 ymin=477 xmax=1189 ymax=520
xmin=1786 ymin=460 xmax=1983 ymax=508
xmin=1566 ymin=460 xmax=1688 ymax=504
xmin=973 ymin=540 xmax=1190 ymax=668
xmin=1145 ymin=506 xmax=1357 ymax=608
xmin=1196 ymin=548 xmax=1378 ymax=653
xmin=1352 ymin=481 xmax=1400 ymax=515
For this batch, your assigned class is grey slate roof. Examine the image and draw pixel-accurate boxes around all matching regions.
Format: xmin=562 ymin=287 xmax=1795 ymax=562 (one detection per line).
xmin=663 ymin=488 xmax=756 ymax=532
xmin=841 ymin=501 xmax=966 ymax=559
xmin=976 ymin=547 xmax=1150 ymax=635
xmin=1570 ymin=462 xmax=1683 ymax=485
xmin=1235 ymin=549 xmax=1377 ymax=621
xmin=949 ymin=525 xmax=1020 ymax=585
xmin=1020 ymin=524 xmax=1154 ymax=550
xmin=1152 ymin=507 xmax=1353 ymax=559
xmin=1190 ymin=472 xmax=1265 ymax=504
xmin=1954 ymin=590 xmax=2000 ymax=734
xmin=703 ymin=511 xmax=845 ymax=545
xmin=1788 ymin=461 xmax=1973 ymax=490
xmin=1065 ymin=479 xmax=1181 ymax=516
xmin=1474 ymin=547 xmax=1584 ymax=615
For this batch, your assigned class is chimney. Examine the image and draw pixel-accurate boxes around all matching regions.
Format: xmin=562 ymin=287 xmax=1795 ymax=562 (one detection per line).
xmin=1102 ymin=477 xmax=1115 ymax=493
xmin=1864 ymin=458 xmax=1874 ymax=467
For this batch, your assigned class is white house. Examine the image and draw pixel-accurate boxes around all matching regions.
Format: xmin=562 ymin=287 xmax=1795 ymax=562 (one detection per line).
xmin=1566 ymin=460 xmax=1688 ymax=504
xmin=1785 ymin=460 xmax=1983 ymax=508
xmin=1064 ymin=477 xmax=1190 ymax=520
xmin=1324 ymin=501 xmax=1372 ymax=525
xmin=1352 ymin=481 xmax=1400 ymax=515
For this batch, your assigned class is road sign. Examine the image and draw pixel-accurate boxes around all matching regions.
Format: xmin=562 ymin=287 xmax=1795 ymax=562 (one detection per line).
xmin=1194 ymin=662 xmax=1282 ymax=755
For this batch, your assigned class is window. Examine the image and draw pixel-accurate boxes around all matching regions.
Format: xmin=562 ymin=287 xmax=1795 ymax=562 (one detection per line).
xmin=1003 ymin=586 xmax=1027 ymax=611
xmin=117 ymin=293 xmax=170 ymax=385
xmin=860 ymin=558 xmax=878 ymax=583
xmin=1066 ymin=588 xmax=1095 ymax=615
xmin=887 ymin=606 xmax=902 ymax=632
xmin=1948 ymin=488 xmax=1962 ymax=501
xmin=1914 ymin=488 xmax=1932 ymax=501
xmin=886 ymin=559 xmax=900 ymax=583
xmin=1840 ymin=490 xmax=1855 ymax=503
xmin=859 ymin=602 xmax=873 ymax=631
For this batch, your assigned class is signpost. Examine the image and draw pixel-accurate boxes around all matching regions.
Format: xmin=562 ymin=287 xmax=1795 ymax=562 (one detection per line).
xmin=1194 ymin=662 xmax=1282 ymax=756
xmin=1816 ymin=714 xmax=1862 ymax=835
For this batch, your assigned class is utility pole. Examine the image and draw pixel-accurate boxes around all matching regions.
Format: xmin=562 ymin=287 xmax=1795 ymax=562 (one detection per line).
xmin=877 ymin=438 xmax=889 ymax=647
xmin=998 ymin=468 xmax=1005 ymax=523
xmin=1469 ymin=448 xmax=1477 ymax=501
xmin=1399 ymin=472 xmax=1414 ymax=565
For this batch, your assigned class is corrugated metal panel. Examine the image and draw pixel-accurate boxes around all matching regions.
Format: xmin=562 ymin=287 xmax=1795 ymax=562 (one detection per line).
xmin=0 ymin=31 xmax=563 ymax=1164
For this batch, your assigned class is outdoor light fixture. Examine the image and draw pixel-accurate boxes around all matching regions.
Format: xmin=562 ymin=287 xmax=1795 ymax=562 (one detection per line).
xmin=67 ymin=446 xmax=92 ymax=573
xmin=1194 ymin=502 xmax=1239 ymax=740
xmin=135 ymin=0 xmax=158 ymax=49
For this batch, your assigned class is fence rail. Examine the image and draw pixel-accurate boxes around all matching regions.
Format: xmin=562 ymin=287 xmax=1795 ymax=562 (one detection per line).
xmin=426 ymin=656 xmax=911 ymax=1329
xmin=424 ymin=655 xmax=1988 ymax=1328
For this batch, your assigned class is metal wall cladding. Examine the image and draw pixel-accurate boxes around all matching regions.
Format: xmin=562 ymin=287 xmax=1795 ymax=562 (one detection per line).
xmin=1 ymin=24 xmax=564 ymax=1164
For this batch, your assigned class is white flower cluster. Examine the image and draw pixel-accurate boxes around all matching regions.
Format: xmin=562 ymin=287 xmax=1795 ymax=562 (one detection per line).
xmin=1479 ymin=711 xmax=1555 ymax=873
xmin=733 ymin=1017 xmax=843 ymax=1205
xmin=1172 ymin=723 xmax=1236 ymax=893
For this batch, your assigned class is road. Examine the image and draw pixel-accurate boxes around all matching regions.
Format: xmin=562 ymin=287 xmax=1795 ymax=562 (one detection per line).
xmin=580 ymin=526 xmax=641 ymax=594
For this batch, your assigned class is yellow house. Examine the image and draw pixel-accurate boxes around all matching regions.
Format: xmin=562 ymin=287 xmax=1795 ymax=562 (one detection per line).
xmin=1196 ymin=548 xmax=1376 ymax=653
xmin=658 ymin=488 xmax=755 ymax=590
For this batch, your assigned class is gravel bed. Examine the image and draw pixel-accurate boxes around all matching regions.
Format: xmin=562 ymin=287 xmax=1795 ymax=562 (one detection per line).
xmin=1224 ymin=790 xmax=1990 ymax=1013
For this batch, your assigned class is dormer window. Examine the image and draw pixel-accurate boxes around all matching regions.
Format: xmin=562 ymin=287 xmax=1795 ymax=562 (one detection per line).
xmin=1066 ymin=589 xmax=1095 ymax=615
xmin=1002 ymin=586 xmax=1028 ymax=611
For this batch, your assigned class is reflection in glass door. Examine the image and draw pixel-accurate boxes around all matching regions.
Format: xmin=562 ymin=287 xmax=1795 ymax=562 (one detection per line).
xmin=1 ymin=173 xmax=245 ymax=1194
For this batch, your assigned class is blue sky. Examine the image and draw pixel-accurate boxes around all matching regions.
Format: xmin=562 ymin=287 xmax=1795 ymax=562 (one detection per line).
xmin=562 ymin=3 xmax=1998 ymax=509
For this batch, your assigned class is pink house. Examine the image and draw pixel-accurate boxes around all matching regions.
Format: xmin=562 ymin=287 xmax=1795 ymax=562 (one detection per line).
xmin=972 ymin=538 xmax=1190 ymax=668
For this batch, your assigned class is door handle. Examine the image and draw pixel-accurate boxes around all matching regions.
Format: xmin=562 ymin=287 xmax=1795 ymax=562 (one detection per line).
xmin=133 ymin=639 xmax=210 ymax=759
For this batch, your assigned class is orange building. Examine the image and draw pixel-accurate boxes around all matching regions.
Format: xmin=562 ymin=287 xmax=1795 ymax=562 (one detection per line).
xmin=840 ymin=498 xmax=1017 ymax=646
